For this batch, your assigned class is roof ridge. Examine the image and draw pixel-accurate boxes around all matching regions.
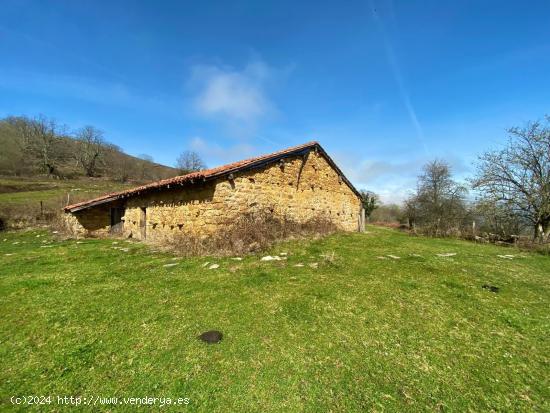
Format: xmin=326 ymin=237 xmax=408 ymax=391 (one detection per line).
xmin=64 ymin=141 xmax=323 ymax=212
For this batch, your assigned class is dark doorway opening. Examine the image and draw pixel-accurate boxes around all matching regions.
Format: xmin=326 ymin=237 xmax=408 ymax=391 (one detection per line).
xmin=110 ymin=207 xmax=125 ymax=234
xmin=140 ymin=207 xmax=147 ymax=239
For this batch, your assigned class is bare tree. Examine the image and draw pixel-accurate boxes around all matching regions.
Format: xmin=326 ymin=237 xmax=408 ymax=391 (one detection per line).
xmin=7 ymin=115 xmax=66 ymax=177
xmin=405 ymin=160 xmax=468 ymax=235
xmin=34 ymin=116 xmax=64 ymax=176
xmin=176 ymin=150 xmax=206 ymax=174
xmin=472 ymin=117 xmax=550 ymax=242
xmin=472 ymin=197 xmax=524 ymax=239
xmin=75 ymin=126 xmax=105 ymax=177
xmin=0 ymin=118 xmax=31 ymax=175
xmin=136 ymin=154 xmax=154 ymax=180
xmin=403 ymin=195 xmax=419 ymax=230
xmin=101 ymin=144 xmax=130 ymax=182
xmin=113 ymin=155 xmax=135 ymax=183
xmin=3 ymin=116 xmax=34 ymax=151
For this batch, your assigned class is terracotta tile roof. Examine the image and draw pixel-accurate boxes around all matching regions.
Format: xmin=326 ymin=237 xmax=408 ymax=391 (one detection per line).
xmin=64 ymin=141 xmax=360 ymax=212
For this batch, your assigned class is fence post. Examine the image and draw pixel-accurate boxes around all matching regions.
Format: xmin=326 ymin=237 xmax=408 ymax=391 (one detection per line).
xmin=358 ymin=206 xmax=365 ymax=232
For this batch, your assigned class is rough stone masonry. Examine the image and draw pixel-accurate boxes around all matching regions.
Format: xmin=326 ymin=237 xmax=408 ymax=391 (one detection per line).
xmin=63 ymin=142 xmax=365 ymax=242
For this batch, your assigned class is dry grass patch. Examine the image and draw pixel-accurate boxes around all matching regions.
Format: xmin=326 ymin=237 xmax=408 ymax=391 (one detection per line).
xmin=161 ymin=210 xmax=338 ymax=256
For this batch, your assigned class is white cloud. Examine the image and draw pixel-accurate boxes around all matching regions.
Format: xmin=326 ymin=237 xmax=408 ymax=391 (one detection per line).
xmin=339 ymin=155 xmax=471 ymax=205
xmin=354 ymin=159 xmax=422 ymax=204
xmin=189 ymin=60 xmax=276 ymax=124
xmin=332 ymin=152 xmax=424 ymax=205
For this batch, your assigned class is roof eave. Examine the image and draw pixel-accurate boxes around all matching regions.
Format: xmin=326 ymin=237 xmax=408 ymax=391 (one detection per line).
xmin=64 ymin=141 xmax=361 ymax=213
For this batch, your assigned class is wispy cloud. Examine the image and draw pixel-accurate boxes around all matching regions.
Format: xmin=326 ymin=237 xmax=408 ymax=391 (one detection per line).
xmin=338 ymin=154 xmax=472 ymax=204
xmin=341 ymin=156 xmax=423 ymax=204
xmin=188 ymin=59 xmax=286 ymax=139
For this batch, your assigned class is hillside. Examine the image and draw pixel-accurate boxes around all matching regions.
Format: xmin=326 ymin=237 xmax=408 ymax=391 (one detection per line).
xmin=0 ymin=176 xmax=136 ymax=229
xmin=0 ymin=115 xmax=181 ymax=228
xmin=0 ymin=116 xmax=179 ymax=181
xmin=0 ymin=227 xmax=548 ymax=411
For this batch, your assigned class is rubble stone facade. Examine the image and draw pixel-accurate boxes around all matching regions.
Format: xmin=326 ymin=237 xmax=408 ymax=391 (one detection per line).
xmin=65 ymin=144 xmax=363 ymax=241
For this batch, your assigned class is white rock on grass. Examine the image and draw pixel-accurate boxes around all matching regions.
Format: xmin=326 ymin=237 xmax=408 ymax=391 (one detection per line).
xmin=437 ymin=253 xmax=457 ymax=257
xmin=497 ymin=255 xmax=515 ymax=259
xmin=208 ymin=264 xmax=220 ymax=270
xmin=261 ymin=255 xmax=282 ymax=261
xmin=231 ymin=257 xmax=243 ymax=261
xmin=387 ymin=255 xmax=401 ymax=259
xmin=279 ymin=252 xmax=288 ymax=256
xmin=163 ymin=263 xmax=178 ymax=268
xmin=309 ymin=262 xmax=318 ymax=269
xmin=5 ymin=253 xmax=14 ymax=256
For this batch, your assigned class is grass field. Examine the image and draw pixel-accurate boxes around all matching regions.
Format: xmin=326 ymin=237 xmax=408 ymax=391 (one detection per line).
xmin=0 ymin=177 xmax=132 ymax=207
xmin=0 ymin=177 xmax=134 ymax=229
xmin=0 ymin=227 xmax=548 ymax=411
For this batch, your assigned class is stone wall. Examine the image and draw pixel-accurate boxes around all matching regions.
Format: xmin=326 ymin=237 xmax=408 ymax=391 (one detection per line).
xmin=65 ymin=150 xmax=362 ymax=241
xmin=64 ymin=201 xmax=123 ymax=237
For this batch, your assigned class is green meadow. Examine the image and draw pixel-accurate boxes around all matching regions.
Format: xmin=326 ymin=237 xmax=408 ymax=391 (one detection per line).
xmin=0 ymin=177 xmax=132 ymax=207
xmin=1 ymin=226 xmax=548 ymax=411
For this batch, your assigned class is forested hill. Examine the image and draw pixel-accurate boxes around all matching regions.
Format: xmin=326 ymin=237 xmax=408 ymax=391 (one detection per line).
xmin=0 ymin=115 xmax=179 ymax=182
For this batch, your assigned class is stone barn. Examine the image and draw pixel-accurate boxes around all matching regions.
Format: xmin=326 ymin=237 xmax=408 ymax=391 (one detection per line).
xmin=64 ymin=142 xmax=365 ymax=242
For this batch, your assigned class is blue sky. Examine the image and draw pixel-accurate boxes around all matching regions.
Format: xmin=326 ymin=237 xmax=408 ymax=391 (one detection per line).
xmin=1 ymin=0 xmax=549 ymax=203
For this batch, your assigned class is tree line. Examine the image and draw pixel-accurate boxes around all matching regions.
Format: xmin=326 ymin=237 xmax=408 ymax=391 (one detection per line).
xmin=362 ymin=116 xmax=550 ymax=243
xmin=0 ymin=115 xmax=179 ymax=182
